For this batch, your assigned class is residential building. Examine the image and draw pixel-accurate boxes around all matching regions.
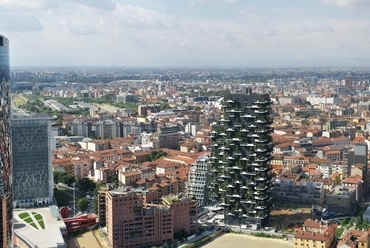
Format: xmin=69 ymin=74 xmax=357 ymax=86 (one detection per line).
xmin=338 ymin=229 xmax=370 ymax=248
xmin=116 ymin=93 xmax=136 ymax=103
xmin=326 ymin=185 xmax=356 ymax=214
xmin=71 ymin=118 xmax=92 ymax=137
xmin=187 ymin=154 xmax=209 ymax=208
xmin=158 ymin=125 xmax=180 ymax=150
xmin=208 ymin=88 xmax=273 ymax=227
xmin=348 ymin=143 xmax=368 ymax=191
xmin=12 ymin=114 xmax=53 ymax=208
xmin=94 ymin=120 xmax=122 ymax=139
xmin=271 ymin=177 xmax=325 ymax=206
xmin=0 ymin=34 xmax=13 ymax=248
xmin=105 ymin=189 xmax=173 ymax=248
xmin=162 ymin=196 xmax=198 ymax=235
xmin=293 ymin=219 xmax=336 ymax=248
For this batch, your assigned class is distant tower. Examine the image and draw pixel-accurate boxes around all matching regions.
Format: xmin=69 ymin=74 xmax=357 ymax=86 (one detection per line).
xmin=345 ymin=75 xmax=353 ymax=91
xmin=0 ymin=34 xmax=13 ymax=248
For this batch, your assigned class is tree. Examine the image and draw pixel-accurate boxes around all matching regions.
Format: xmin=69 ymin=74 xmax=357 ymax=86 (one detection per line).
xmin=356 ymin=216 xmax=363 ymax=230
xmin=76 ymin=177 xmax=96 ymax=193
xmin=77 ymin=197 xmax=89 ymax=212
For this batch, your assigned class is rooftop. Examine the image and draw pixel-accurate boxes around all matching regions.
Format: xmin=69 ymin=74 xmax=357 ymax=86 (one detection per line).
xmin=14 ymin=206 xmax=66 ymax=248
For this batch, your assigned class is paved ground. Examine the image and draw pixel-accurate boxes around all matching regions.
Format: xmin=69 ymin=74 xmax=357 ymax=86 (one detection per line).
xmin=203 ymin=233 xmax=294 ymax=248
xmin=92 ymin=103 xmax=121 ymax=113
xmin=67 ymin=230 xmax=109 ymax=248
xmin=270 ymin=207 xmax=313 ymax=228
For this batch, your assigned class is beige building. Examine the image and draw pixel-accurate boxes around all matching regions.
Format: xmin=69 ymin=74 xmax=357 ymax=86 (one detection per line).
xmin=294 ymin=219 xmax=336 ymax=248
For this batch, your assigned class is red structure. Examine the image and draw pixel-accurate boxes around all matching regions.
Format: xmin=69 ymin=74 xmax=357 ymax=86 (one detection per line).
xmin=59 ymin=207 xmax=69 ymax=219
xmin=64 ymin=214 xmax=97 ymax=233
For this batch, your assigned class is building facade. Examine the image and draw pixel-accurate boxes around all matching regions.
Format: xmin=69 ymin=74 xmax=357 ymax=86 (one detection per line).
xmin=208 ymin=88 xmax=274 ymax=227
xmin=271 ymin=177 xmax=325 ymax=206
xmin=158 ymin=126 xmax=180 ymax=150
xmin=105 ymin=190 xmax=173 ymax=248
xmin=12 ymin=114 xmax=53 ymax=208
xmin=0 ymin=34 xmax=13 ymax=248
xmin=187 ymin=154 xmax=209 ymax=208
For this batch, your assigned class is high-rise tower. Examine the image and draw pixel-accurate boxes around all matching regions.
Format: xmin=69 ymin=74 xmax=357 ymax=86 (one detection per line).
xmin=12 ymin=114 xmax=53 ymax=208
xmin=208 ymin=88 xmax=273 ymax=227
xmin=0 ymin=34 xmax=13 ymax=248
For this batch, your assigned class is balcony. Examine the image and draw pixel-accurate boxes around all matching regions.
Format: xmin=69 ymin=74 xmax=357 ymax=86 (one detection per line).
xmin=255 ymin=148 xmax=267 ymax=153
xmin=241 ymin=114 xmax=256 ymax=118
xmin=255 ymin=195 xmax=268 ymax=200
xmin=256 ymin=177 xmax=267 ymax=181
xmin=255 ymin=185 xmax=268 ymax=191
xmin=254 ymin=110 xmax=268 ymax=114
xmin=226 ymin=128 xmax=234 ymax=132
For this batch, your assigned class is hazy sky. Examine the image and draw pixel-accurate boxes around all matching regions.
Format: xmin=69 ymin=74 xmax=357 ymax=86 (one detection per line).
xmin=1 ymin=0 xmax=370 ymax=67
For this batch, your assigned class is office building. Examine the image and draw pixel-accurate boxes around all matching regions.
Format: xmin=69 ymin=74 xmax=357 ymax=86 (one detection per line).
xmin=208 ymin=88 xmax=273 ymax=227
xmin=0 ymin=34 xmax=13 ymax=248
xmin=105 ymin=189 xmax=173 ymax=248
xmin=12 ymin=114 xmax=53 ymax=208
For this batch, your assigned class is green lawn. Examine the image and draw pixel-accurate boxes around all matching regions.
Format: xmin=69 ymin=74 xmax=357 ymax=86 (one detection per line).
xmin=34 ymin=214 xmax=42 ymax=221
xmin=19 ymin=212 xmax=29 ymax=219
xmin=38 ymin=220 xmax=45 ymax=229
xmin=23 ymin=217 xmax=33 ymax=224
xmin=18 ymin=212 xmax=46 ymax=230
xmin=336 ymin=227 xmax=345 ymax=237
xmin=13 ymin=95 xmax=27 ymax=107
xmin=29 ymin=223 xmax=37 ymax=229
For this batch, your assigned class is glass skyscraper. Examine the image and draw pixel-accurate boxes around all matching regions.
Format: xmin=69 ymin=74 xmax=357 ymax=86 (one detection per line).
xmin=12 ymin=114 xmax=53 ymax=208
xmin=0 ymin=34 xmax=13 ymax=248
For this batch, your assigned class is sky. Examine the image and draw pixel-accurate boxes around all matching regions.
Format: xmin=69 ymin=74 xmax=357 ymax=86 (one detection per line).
xmin=1 ymin=0 xmax=370 ymax=67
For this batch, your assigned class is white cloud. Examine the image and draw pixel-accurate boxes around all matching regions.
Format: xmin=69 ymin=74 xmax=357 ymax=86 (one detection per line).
xmin=114 ymin=4 xmax=179 ymax=29
xmin=0 ymin=11 xmax=43 ymax=32
xmin=0 ymin=0 xmax=57 ymax=10
xmin=321 ymin=0 xmax=370 ymax=8
xmin=64 ymin=0 xmax=115 ymax=11
xmin=61 ymin=19 xmax=97 ymax=35
xmin=290 ymin=25 xmax=334 ymax=35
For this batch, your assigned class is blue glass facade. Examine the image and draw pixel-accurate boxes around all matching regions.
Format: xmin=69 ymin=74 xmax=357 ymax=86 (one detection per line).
xmin=0 ymin=35 xmax=10 ymax=82
xmin=12 ymin=114 xmax=53 ymax=208
xmin=0 ymin=34 xmax=13 ymax=248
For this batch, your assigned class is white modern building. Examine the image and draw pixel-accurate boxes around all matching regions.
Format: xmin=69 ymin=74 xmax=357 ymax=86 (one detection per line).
xmin=187 ymin=154 xmax=209 ymax=208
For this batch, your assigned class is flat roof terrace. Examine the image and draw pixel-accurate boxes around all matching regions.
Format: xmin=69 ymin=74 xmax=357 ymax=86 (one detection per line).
xmin=14 ymin=206 xmax=66 ymax=248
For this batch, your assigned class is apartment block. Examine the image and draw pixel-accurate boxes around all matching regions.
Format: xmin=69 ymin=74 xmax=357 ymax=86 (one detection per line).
xmin=158 ymin=125 xmax=180 ymax=150
xmin=272 ymin=176 xmax=324 ymax=206
xmin=208 ymin=88 xmax=274 ymax=227
xmin=105 ymin=189 xmax=173 ymax=248
xmin=187 ymin=154 xmax=209 ymax=208
xmin=162 ymin=196 xmax=198 ymax=235
xmin=326 ymin=185 xmax=356 ymax=214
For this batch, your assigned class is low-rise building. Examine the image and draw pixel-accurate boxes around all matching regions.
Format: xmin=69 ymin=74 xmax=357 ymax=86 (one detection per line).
xmin=326 ymin=185 xmax=356 ymax=214
xmin=294 ymin=219 xmax=336 ymax=248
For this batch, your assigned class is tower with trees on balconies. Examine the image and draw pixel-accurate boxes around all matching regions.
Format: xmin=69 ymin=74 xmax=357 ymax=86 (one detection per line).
xmin=207 ymin=88 xmax=273 ymax=227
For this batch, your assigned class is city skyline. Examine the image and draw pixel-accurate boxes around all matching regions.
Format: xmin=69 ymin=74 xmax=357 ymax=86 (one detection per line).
xmin=1 ymin=0 xmax=370 ymax=67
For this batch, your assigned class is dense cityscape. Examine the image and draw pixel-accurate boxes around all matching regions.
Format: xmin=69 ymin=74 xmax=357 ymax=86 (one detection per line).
xmin=0 ymin=29 xmax=370 ymax=248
